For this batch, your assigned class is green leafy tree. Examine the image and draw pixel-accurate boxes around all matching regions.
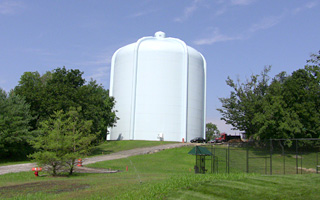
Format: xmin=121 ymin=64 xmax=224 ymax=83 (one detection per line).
xmin=43 ymin=68 xmax=85 ymax=115
xmin=252 ymin=74 xmax=303 ymax=141
xmin=217 ymin=66 xmax=271 ymax=138
xmin=0 ymin=89 xmax=34 ymax=158
xmin=77 ymin=80 xmax=117 ymax=142
xmin=218 ymin=51 xmax=320 ymax=141
xmin=206 ymin=122 xmax=220 ymax=141
xmin=64 ymin=107 xmax=97 ymax=175
xmin=13 ymin=72 xmax=45 ymax=129
xmin=281 ymin=56 xmax=320 ymax=138
xmin=15 ymin=67 xmax=117 ymax=140
xmin=29 ymin=108 xmax=96 ymax=176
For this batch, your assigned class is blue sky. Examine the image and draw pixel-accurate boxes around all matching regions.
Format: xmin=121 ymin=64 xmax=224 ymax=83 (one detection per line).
xmin=1 ymin=0 xmax=319 ymax=133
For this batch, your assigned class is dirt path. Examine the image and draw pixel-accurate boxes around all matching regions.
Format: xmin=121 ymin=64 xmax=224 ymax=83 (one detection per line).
xmin=0 ymin=143 xmax=193 ymax=175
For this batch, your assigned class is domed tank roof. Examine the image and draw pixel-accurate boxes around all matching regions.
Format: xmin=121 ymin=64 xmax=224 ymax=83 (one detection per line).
xmin=114 ymin=31 xmax=204 ymax=59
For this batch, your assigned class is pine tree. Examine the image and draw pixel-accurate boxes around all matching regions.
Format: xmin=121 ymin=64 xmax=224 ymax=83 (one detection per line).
xmin=29 ymin=108 xmax=96 ymax=176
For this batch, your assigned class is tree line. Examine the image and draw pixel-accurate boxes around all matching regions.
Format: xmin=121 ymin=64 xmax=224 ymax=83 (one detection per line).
xmin=0 ymin=67 xmax=117 ymax=167
xmin=218 ymin=51 xmax=320 ymax=141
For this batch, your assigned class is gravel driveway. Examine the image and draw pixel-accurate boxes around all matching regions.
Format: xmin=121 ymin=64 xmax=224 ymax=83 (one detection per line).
xmin=0 ymin=143 xmax=193 ymax=175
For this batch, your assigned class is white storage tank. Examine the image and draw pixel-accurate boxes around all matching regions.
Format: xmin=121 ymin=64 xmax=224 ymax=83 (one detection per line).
xmin=108 ymin=31 xmax=206 ymax=142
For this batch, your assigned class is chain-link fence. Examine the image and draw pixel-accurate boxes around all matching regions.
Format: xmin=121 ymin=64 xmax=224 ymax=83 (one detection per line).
xmin=203 ymin=139 xmax=320 ymax=175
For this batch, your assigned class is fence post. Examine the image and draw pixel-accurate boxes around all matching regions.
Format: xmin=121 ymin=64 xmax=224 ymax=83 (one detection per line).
xmin=270 ymin=139 xmax=272 ymax=175
xmin=300 ymin=148 xmax=303 ymax=174
xmin=211 ymin=145 xmax=213 ymax=173
xmin=217 ymin=155 xmax=219 ymax=174
xmin=226 ymin=147 xmax=228 ymax=173
xmin=213 ymin=145 xmax=216 ymax=173
xmin=279 ymin=141 xmax=285 ymax=174
xmin=265 ymin=157 xmax=267 ymax=175
xmin=246 ymin=143 xmax=249 ymax=173
xmin=317 ymin=151 xmax=319 ymax=173
xmin=296 ymin=139 xmax=298 ymax=174
xmin=228 ymin=143 xmax=230 ymax=174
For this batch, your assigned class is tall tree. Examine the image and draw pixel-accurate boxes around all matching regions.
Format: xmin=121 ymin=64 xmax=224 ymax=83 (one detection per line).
xmin=44 ymin=68 xmax=85 ymax=115
xmin=14 ymin=67 xmax=117 ymax=140
xmin=217 ymin=66 xmax=271 ymax=138
xmin=14 ymin=72 xmax=44 ymax=129
xmin=218 ymin=51 xmax=320 ymax=140
xmin=252 ymin=74 xmax=303 ymax=140
xmin=205 ymin=122 xmax=220 ymax=141
xmin=77 ymin=80 xmax=117 ymax=141
xmin=64 ymin=107 xmax=97 ymax=175
xmin=0 ymin=89 xmax=34 ymax=158
xmin=281 ymin=54 xmax=320 ymax=138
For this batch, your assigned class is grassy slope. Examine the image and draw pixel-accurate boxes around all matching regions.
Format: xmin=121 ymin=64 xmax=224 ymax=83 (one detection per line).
xmin=0 ymin=140 xmax=176 ymax=166
xmin=167 ymin=174 xmax=320 ymax=200
xmin=0 ymin=160 xmax=31 ymax=167
xmin=0 ymin=143 xmax=319 ymax=199
xmin=89 ymin=140 xmax=176 ymax=157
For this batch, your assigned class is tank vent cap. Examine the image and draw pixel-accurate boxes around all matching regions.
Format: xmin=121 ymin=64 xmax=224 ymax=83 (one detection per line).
xmin=155 ymin=31 xmax=166 ymax=38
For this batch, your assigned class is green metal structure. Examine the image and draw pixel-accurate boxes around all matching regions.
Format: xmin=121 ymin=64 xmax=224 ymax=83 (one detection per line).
xmin=188 ymin=146 xmax=212 ymax=174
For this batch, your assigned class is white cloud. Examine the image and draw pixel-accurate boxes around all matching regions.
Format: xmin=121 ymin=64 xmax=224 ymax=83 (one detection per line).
xmin=87 ymin=66 xmax=110 ymax=87
xmin=248 ymin=2 xmax=317 ymax=33
xmin=230 ymin=0 xmax=255 ymax=6
xmin=78 ymin=56 xmax=111 ymax=66
xmin=75 ymin=49 xmax=113 ymax=67
xmin=0 ymin=79 xmax=10 ymax=92
xmin=130 ymin=9 xmax=158 ymax=18
xmin=179 ymin=0 xmax=317 ymax=46
xmin=210 ymin=0 xmax=255 ymax=17
xmin=194 ymin=29 xmax=243 ymax=45
xmin=194 ymin=11 xmax=284 ymax=45
xmin=194 ymin=13 xmax=283 ymax=46
xmin=75 ymin=50 xmax=113 ymax=88
xmin=0 ymin=0 xmax=23 ymax=15
xmin=306 ymin=1 xmax=318 ymax=8
xmin=174 ymin=0 xmax=202 ymax=22
xmin=0 ymin=79 xmax=7 ymax=85
xmin=215 ymin=7 xmax=227 ymax=16
xmin=249 ymin=15 xmax=282 ymax=32
xmin=214 ymin=0 xmax=227 ymax=4
xmin=292 ymin=1 xmax=318 ymax=14
xmin=23 ymin=48 xmax=54 ymax=56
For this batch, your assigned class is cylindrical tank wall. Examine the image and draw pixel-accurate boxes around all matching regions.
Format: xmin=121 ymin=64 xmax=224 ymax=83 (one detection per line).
xmin=186 ymin=47 xmax=206 ymax=141
xmin=109 ymin=32 xmax=206 ymax=142
xmin=109 ymin=44 xmax=135 ymax=140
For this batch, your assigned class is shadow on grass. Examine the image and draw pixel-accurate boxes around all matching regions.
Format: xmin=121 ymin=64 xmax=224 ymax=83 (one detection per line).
xmin=0 ymin=180 xmax=90 ymax=198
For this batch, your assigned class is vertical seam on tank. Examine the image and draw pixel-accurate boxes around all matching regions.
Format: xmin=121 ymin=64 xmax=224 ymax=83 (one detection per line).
xmin=108 ymin=47 xmax=121 ymax=140
xmin=131 ymin=37 xmax=153 ymax=140
xmin=110 ymin=48 xmax=121 ymax=97
xmin=200 ymin=53 xmax=207 ymax=139
xmin=167 ymin=38 xmax=188 ymax=142
xmin=184 ymin=43 xmax=189 ymax=142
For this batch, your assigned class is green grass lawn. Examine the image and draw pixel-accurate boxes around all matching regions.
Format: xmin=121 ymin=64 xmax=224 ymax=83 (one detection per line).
xmin=0 ymin=140 xmax=176 ymax=166
xmin=166 ymin=174 xmax=320 ymax=200
xmin=89 ymin=140 xmax=177 ymax=157
xmin=0 ymin=144 xmax=320 ymax=199
xmin=0 ymin=160 xmax=32 ymax=167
